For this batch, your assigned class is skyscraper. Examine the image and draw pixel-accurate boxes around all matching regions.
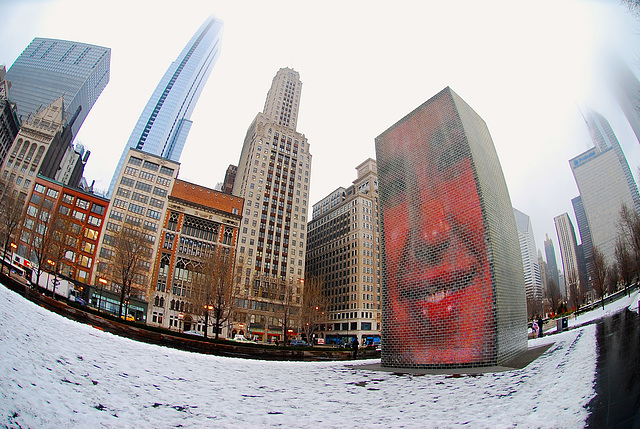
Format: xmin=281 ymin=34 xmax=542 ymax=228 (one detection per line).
xmin=554 ymin=213 xmax=579 ymax=298
xmin=543 ymin=233 xmax=560 ymax=288
xmin=231 ymin=67 xmax=312 ymax=343
xmin=513 ymin=208 xmax=542 ymax=307
xmin=584 ymin=109 xmax=640 ymax=213
xmin=0 ymin=66 xmax=20 ymax=166
xmin=107 ymin=16 xmax=223 ymax=197
xmin=605 ymin=53 xmax=640 ymax=144
xmin=4 ymin=38 xmax=110 ymax=138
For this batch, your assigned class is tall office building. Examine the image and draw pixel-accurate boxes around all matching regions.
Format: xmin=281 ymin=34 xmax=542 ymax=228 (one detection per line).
xmin=605 ymin=53 xmax=640 ymax=144
xmin=4 ymin=38 xmax=110 ymax=138
xmin=554 ymin=213 xmax=579 ymax=298
xmin=570 ymin=146 xmax=638 ymax=266
xmin=231 ymin=67 xmax=312 ymax=343
xmin=543 ymin=233 xmax=560 ymax=288
xmin=584 ymin=109 xmax=640 ymax=213
xmin=306 ymin=159 xmax=381 ymax=346
xmin=107 ymin=16 xmax=223 ymax=197
xmin=571 ymin=195 xmax=594 ymax=278
xmin=0 ymin=66 xmax=21 ymax=166
xmin=513 ymin=208 xmax=542 ymax=304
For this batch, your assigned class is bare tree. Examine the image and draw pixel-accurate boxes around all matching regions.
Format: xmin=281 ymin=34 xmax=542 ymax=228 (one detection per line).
xmin=607 ymin=263 xmax=620 ymax=296
xmin=193 ymin=248 xmax=238 ymax=339
xmin=621 ymin=0 xmax=640 ymax=17
xmin=299 ymin=275 xmax=328 ymax=344
xmin=111 ymin=225 xmax=152 ymax=318
xmin=546 ymin=278 xmax=562 ymax=315
xmin=617 ymin=203 xmax=640 ymax=282
xmin=567 ymin=269 xmax=581 ymax=312
xmin=0 ymin=182 xmax=24 ymax=274
xmin=28 ymin=196 xmax=59 ymax=294
xmin=276 ymin=277 xmax=300 ymax=344
xmin=591 ymin=246 xmax=608 ymax=310
xmin=615 ymin=234 xmax=634 ymax=297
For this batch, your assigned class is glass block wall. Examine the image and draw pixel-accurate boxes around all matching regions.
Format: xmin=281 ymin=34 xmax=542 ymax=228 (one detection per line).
xmin=375 ymin=87 xmax=527 ymax=369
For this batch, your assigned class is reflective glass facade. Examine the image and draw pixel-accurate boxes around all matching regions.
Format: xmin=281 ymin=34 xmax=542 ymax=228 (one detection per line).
xmin=108 ymin=16 xmax=223 ymax=197
xmin=5 ymin=38 xmax=111 ymax=137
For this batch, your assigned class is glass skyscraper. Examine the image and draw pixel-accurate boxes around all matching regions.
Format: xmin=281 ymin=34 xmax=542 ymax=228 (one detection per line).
xmin=108 ymin=16 xmax=223 ymax=197
xmin=5 ymin=38 xmax=111 ymax=137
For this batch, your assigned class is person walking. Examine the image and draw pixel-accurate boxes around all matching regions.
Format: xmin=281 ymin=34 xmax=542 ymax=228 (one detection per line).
xmin=537 ymin=315 xmax=544 ymax=338
xmin=351 ymin=337 xmax=359 ymax=359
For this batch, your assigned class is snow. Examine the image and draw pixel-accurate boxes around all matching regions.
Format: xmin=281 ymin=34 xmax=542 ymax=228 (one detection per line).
xmin=0 ymin=286 xmax=637 ymax=429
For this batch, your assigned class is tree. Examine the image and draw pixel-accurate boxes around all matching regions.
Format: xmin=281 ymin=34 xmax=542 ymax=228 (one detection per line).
xmin=0 ymin=182 xmax=24 ymax=274
xmin=276 ymin=276 xmax=300 ymax=344
xmin=607 ymin=263 xmax=620 ymax=296
xmin=111 ymin=225 xmax=152 ymax=318
xmin=546 ymin=278 xmax=562 ymax=316
xmin=617 ymin=203 xmax=640 ymax=283
xmin=615 ymin=234 xmax=634 ymax=297
xmin=299 ymin=275 xmax=328 ymax=344
xmin=193 ymin=248 xmax=238 ymax=339
xmin=29 ymin=196 xmax=59 ymax=294
xmin=591 ymin=246 xmax=608 ymax=310
xmin=621 ymin=0 xmax=640 ymax=17
xmin=567 ymin=269 xmax=581 ymax=312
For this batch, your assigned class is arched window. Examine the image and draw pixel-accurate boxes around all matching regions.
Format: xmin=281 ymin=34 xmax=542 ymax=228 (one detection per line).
xmin=159 ymin=297 xmax=164 ymax=307
xmin=154 ymin=296 xmax=159 ymax=306
xmin=33 ymin=146 xmax=45 ymax=165
xmin=170 ymin=299 xmax=175 ymax=310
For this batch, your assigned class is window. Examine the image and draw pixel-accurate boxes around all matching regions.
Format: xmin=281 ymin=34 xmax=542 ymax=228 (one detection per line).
xmin=59 ymin=205 xmax=70 ymax=216
xmin=72 ymin=210 xmax=86 ymax=222
xmin=131 ymin=192 xmax=148 ymax=204
xmin=149 ymin=198 xmax=164 ymax=209
xmin=143 ymin=160 xmax=159 ymax=171
xmin=34 ymin=183 xmax=46 ymax=193
xmin=113 ymin=198 xmax=128 ymax=209
xmin=129 ymin=156 xmax=143 ymax=166
xmin=46 ymin=188 xmax=59 ymax=199
xmin=109 ymin=210 xmax=123 ymax=221
xmin=88 ymin=216 xmax=102 ymax=227
xmin=160 ymin=166 xmax=174 ymax=176
xmin=139 ymin=171 xmax=155 ymax=181
xmin=75 ymin=199 xmax=89 ymax=209
xmin=147 ymin=209 xmax=161 ymax=220
xmin=152 ymin=187 xmax=167 ymax=197
xmin=129 ymin=203 xmax=145 ymax=215
xmin=84 ymin=228 xmax=99 ymax=241
xmin=124 ymin=166 xmax=138 ymax=176
xmin=135 ymin=181 xmax=152 ymax=193
xmin=156 ymin=176 xmax=171 ymax=187
xmin=116 ymin=187 xmax=131 ymax=198
xmin=91 ymin=204 xmax=105 ymax=216
xmin=120 ymin=177 xmax=135 ymax=187
xmin=81 ymin=241 xmax=95 ymax=253
xmin=78 ymin=255 xmax=92 ymax=268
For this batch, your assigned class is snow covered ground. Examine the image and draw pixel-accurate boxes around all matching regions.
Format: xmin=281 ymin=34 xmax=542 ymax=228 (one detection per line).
xmin=0 ymin=285 xmax=638 ymax=429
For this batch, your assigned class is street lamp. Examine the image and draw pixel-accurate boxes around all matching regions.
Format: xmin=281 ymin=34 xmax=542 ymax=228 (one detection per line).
xmin=203 ymin=304 xmax=213 ymax=338
xmin=47 ymin=259 xmax=57 ymax=297
xmin=97 ymin=277 xmax=107 ymax=311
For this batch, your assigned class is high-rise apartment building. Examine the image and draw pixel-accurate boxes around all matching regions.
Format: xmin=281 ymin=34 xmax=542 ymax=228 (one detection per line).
xmin=231 ymin=67 xmax=312 ymax=343
xmin=107 ymin=17 xmax=223 ymax=197
xmin=306 ymin=159 xmax=381 ymax=346
xmin=4 ymin=38 xmax=110 ymax=138
xmin=543 ymin=233 xmax=560 ymax=288
xmin=554 ymin=213 xmax=579 ymax=298
xmin=513 ymin=208 xmax=542 ymax=306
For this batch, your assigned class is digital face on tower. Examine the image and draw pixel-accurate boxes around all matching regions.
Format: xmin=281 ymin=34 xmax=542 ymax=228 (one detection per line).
xmin=377 ymin=94 xmax=495 ymax=365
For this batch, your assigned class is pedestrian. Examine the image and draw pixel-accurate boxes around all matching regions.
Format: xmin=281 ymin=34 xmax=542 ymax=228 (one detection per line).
xmin=532 ymin=319 xmax=538 ymax=338
xmin=537 ymin=315 xmax=544 ymax=338
xmin=351 ymin=337 xmax=359 ymax=359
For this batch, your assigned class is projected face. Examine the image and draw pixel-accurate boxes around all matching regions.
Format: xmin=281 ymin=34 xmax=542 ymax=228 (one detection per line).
xmin=377 ymin=95 xmax=494 ymax=365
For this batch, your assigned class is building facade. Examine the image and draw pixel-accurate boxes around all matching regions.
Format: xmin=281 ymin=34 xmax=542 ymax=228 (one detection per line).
xmin=4 ymin=38 xmax=110 ymax=138
xmin=147 ymin=179 xmax=243 ymax=336
xmin=16 ymin=174 xmax=108 ymax=286
xmin=0 ymin=67 xmax=21 ymax=167
xmin=306 ymin=158 xmax=381 ymax=346
xmin=375 ymin=87 xmax=527 ymax=369
xmin=570 ymin=144 xmax=638 ymax=266
xmin=554 ymin=212 xmax=579 ymax=298
xmin=94 ymin=148 xmax=180 ymax=307
xmin=108 ymin=17 xmax=223 ymax=197
xmin=543 ymin=233 xmax=560 ymax=288
xmin=513 ymin=208 xmax=542 ymax=307
xmin=231 ymin=67 xmax=312 ymax=342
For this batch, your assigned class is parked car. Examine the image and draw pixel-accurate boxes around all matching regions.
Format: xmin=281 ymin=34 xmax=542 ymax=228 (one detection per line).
xmin=289 ymin=339 xmax=308 ymax=347
xmin=232 ymin=335 xmax=252 ymax=343
xmin=184 ymin=330 xmax=204 ymax=337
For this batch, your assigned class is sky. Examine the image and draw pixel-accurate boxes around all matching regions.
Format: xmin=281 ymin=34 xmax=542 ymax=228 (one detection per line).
xmin=1 ymin=283 xmax=638 ymax=427
xmin=1 ymin=0 xmax=640 ymax=265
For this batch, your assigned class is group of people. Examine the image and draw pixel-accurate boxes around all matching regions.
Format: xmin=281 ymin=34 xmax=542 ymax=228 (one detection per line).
xmin=531 ymin=315 xmax=545 ymax=338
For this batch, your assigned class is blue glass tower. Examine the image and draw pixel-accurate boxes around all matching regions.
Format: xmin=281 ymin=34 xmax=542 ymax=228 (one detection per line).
xmin=108 ymin=16 xmax=223 ymax=197
xmin=5 ymin=38 xmax=111 ymax=137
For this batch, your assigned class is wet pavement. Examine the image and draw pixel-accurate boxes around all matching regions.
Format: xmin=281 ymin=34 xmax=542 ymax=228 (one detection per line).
xmin=586 ymin=306 xmax=640 ymax=428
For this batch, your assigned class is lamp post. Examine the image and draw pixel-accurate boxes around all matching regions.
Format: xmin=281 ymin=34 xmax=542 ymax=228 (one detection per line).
xmin=203 ymin=304 xmax=213 ymax=338
xmin=97 ymin=277 xmax=107 ymax=311
xmin=47 ymin=259 xmax=57 ymax=297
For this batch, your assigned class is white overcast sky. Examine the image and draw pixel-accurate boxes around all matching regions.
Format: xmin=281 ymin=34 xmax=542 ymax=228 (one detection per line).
xmin=1 ymin=0 xmax=639 ymax=267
